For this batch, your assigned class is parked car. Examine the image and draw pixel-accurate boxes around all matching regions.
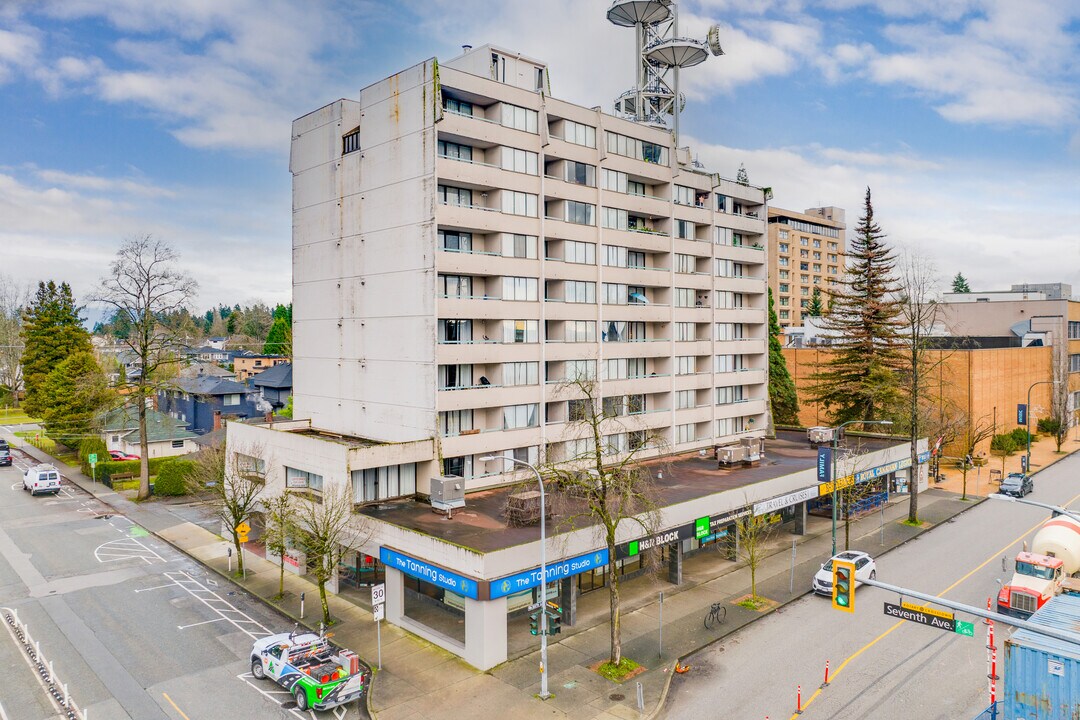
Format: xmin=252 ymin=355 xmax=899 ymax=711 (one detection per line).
xmin=108 ymin=450 xmax=140 ymax=461
xmin=23 ymin=464 xmax=62 ymax=496
xmin=813 ymin=551 xmax=877 ymax=595
xmin=999 ymin=473 xmax=1033 ymax=498
xmin=0 ymin=445 xmax=10 ymax=467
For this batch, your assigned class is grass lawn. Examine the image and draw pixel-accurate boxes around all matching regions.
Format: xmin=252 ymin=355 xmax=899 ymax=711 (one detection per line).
xmin=14 ymin=431 xmax=79 ymax=466
xmin=0 ymin=408 xmax=41 ymax=424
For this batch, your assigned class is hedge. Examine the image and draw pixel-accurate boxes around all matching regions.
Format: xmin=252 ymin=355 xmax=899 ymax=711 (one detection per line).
xmin=1009 ymin=427 xmax=1032 ymax=447
xmin=78 ymin=437 xmax=109 ymax=476
xmin=154 ymin=459 xmax=195 ymax=496
xmin=95 ymin=458 xmax=170 ymax=487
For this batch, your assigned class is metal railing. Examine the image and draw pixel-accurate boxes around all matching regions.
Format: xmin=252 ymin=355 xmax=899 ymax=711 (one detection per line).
xmin=3 ymin=608 xmax=88 ymax=720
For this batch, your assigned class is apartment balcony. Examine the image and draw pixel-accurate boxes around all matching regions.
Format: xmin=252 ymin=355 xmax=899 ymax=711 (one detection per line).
xmin=719 ymin=337 xmax=767 ymax=355
xmin=601 ymin=302 xmax=670 ymax=324
xmin=440 ymin=425 xmax=542 ymax=458
xmin=437 ymin=341 xmax=541 ymax=364
xmin=541 ymin=260 xmax=600 ymax=282
xmin=716 ymin=398 xmax=768 ymax=419
xmin=438 ymin=202 xmax=539 ymax=235
xmin=714 ymin=368 xmax=767 ymax=387
xmin=717 ymin=243 xmax=768 ymax=264
xmin=437 ymin=296 xmax=541 ymax=321
xmin=436 ymin=384 xmax=541 ymax=412
xmin=602 ymin=265 xmax=672 ymax=287
xmin=543 ymin=216 xmax=598 ymax=244
xmin=715 ymin=212 xmax=766 ymax=235
xmin=674 ymin=372 xmax=713 ymax=391
xmin=542 ymin=177 xmax=600 ymax=205
xmin=543 ymin=300 xmax=600 ymax=321
xmin=602 ymin=152 xmax=671 ymax=184
xmin=672 ymin=202 xmax=713 ymax=226
xmin=599 ymin=337 xmax=670 ymax=357
xmin=674 ymin=404 xmax=713 ymax=425
xmin=436 ymin=155 xmax=539 ymax=195
xmin=602 ymin=190 xmax=670 ymax=220
xmin=543 ymin=136 xmax=601 ymax=166
xmin=678 ymin=273 xmax=714 ymax=291
xmin=673 ymin=339 xmax=712 ymax=356
xmin=715 ymin=307 xmax=767 ymax=325
xmin=543 ymin=342 xmax=601 ymax=362
xmin=601 ymin=373 xmax=671 ymax=397
xmin=717 ymin=276 xmax=768 ymax=295
xmin=672 ymin=306 xmax=713 ymax=323
xmin=436 ymin=251 xmax=540 ymax=278
xmin=602 ymin=227 xmax=672 ymax=254
xmin=438 ymin=110 xmax=540 ymax=154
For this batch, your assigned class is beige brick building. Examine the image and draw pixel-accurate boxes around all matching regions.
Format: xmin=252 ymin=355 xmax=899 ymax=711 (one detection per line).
xmin=767 ymin=206 xmax=845 ymax=330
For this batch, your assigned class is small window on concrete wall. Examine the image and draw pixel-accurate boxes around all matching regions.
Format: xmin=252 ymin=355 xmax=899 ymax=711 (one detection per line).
xmin=343 ymin=129 xmax=360 ymax=154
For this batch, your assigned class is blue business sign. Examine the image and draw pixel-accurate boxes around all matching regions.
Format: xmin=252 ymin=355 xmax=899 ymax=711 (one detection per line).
xmin=380 ymin=547 xmax=480 ymax=600
xmin=1017 ymin=404 xmax=1027 ymax=425
xmin=817 ymin=446 xmax=832 ymax=483
xmin=490 ymin=549 xmax=610 ymax=600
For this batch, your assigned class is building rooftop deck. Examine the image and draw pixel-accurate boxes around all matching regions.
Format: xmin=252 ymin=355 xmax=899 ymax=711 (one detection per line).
xmin=360 ymin=431 xmax=901 ymax=554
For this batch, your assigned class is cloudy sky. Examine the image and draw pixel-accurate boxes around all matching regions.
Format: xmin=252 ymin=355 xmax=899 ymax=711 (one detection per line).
xmin=2 ymin=0 xmax=1078 ymax=309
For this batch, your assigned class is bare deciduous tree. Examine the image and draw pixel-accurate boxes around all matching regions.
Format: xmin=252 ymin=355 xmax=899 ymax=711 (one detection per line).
xmin=543 ymin=378 xmax=663 ymax=669
xmin=94 ymin=236 xmax=197 ymax=499
xmin=263 ymin=492 xmax=296 ymax=600
xmin=734 ymin=503 xmax=774 ymax=607
xmin=897 ymin=248 xmax=946 ymax=524
xmin=0 ymin=275 xmax=29 ymax=405
xmin=293 ymin=483 xmax=367 ymax=627
xmin=190 ymin=440 xmax=267 ymax=576
xmin=956 ymin=414 xmax=995 ymax=500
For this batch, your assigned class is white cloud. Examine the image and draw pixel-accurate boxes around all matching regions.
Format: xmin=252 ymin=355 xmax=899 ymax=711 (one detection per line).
xmin=823 ymin=2 xmax=1080 ymax=128
xmin=0 ymin=26 xmax=40 ymax=82
xmin=686 ymin=136 xmax=1080 ymax=292
xmin=0 ymin=169 xmax=290 ymax=306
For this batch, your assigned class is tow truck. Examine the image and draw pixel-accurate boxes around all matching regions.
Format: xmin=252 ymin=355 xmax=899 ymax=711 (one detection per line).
xmin=250 ymin=628 xmax=369 ymax=711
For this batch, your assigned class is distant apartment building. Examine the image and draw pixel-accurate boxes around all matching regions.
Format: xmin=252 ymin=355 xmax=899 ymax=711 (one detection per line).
xmin=233 ymin=354 xmax=288 ymax=382
xmin=767 ymin=206 xmax=845 ymax=330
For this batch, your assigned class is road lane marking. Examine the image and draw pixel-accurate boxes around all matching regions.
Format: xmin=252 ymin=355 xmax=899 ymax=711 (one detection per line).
xmin=788 ymin=490 xmax=1080 ymax=719
xmin=135 ymin=583 xmax=177 ymax=593
xmin=0 ymin=699 xmax=9 ymax=720
xmin=166 ymin=571 xmax=273 ymax=640
xmin=162 ymin=692 xmax=193 ymax=720
xmin=177 ymin=618 xmax=227 ymax=630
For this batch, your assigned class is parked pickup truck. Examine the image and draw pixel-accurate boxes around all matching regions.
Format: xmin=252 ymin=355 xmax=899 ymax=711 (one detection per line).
xmin=250 ymin=630 xmax=369 ymax=712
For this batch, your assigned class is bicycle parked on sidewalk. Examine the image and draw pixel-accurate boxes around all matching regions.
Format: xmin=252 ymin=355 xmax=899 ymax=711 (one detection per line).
xmin=704 ymin=602 xmax=727 ymax=629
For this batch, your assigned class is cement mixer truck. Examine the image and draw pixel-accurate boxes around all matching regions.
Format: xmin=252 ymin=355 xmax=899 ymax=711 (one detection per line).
xmin=997 ymin=514 xmax=1080 ymax=618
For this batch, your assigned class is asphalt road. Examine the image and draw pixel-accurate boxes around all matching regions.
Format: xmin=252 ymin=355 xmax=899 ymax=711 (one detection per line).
xmin=0 ymin=448 xmax=362 ymax=720
xmin=663 ymin=452 xmax=1080 ymax=720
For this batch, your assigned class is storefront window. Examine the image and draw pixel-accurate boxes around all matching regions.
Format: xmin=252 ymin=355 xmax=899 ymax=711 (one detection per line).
xmin=403 ymin=576 xmax=466 ymax=644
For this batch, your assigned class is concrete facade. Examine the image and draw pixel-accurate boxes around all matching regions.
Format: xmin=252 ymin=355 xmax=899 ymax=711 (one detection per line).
xmin=767 ymin=206 xmax=845 ymax=330
xmin=289 ymin=45 xmax=772 ymax=493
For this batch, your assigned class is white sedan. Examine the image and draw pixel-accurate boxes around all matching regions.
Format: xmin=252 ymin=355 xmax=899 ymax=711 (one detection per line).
xmin=812 ymin=551 xmax=876 ymax=595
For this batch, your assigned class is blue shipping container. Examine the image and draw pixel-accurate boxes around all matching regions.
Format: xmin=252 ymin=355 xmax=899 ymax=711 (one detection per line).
xmin=1005 ymin=594 xmax=1080 ymax=719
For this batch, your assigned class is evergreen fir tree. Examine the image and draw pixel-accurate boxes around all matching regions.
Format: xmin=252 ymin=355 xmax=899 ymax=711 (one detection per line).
xmin=951 ymin=272 xmax=971 ymax=293
xmin=20 ymin=281 xmax=92 ymax=418
xmin=40 ymin=351 xmax=112 ymax=448
xmin=805 ymin=188 xmax=904 ymax=423
xmin=767 ymin=288 xmax=800 ymax=425
xmin=736 ymin=163 xmax=749 ymax=185
xmin=806 ymin=286 xmax=824 ymax=317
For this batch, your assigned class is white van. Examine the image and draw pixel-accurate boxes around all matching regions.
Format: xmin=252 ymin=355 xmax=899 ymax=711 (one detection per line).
xmin=23 ymin=464 xmax=62 ymax=496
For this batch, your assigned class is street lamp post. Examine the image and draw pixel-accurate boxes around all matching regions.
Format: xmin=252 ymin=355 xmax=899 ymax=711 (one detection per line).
xmin=1025 ymin=380 xmax=1059 ymax=477
xmin=480 ymin=455 xmax=550 ymax=700
xmin=831 ymin=419 xmax=893 ymax=556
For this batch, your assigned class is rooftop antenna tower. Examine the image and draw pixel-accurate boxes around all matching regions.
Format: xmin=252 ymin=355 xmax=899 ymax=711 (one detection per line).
xmin=607 ymin=0 xmax=723 ymax=157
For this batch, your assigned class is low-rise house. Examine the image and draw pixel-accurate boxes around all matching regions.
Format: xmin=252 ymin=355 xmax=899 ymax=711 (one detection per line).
xmin=251 ymin=362 xmax=292 ymax=411
xmin=158 ymin=375 xmax=261 ymax=434
xmin=186 ymin=345 xmax=231 ymax=364
xmin=233 ymin=354 xmax=289 ymax=382
xmin=103 ymin=406 xmax=199 ymax=459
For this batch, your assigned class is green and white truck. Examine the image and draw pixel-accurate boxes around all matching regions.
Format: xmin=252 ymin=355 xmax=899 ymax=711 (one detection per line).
xmin=251 ymin=630 xmax=369 ymax=711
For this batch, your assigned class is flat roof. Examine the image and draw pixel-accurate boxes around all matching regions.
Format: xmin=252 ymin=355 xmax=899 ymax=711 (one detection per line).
xmin=360 ymin=431 xmax=901 ymax=554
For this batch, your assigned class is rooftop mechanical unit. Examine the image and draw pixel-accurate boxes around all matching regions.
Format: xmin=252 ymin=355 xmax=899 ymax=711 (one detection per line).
xmin=807 ymin=427 xmax=835 ymax=446
xmin=429 ymin=476 xmax=465 ymax=514
xmin=716 ymin=445 xmax=747 ymax=466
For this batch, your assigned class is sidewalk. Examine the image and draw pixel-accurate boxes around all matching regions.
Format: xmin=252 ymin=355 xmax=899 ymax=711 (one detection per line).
xmin=8 ymin=436 xmax=992 ymax=720
xmin=932 ymin=431 xmax=1080 ymax=498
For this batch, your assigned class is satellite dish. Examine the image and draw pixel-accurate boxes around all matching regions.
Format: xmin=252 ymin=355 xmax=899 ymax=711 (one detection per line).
xmin=707 ymin=25 xmax=724 ymax=56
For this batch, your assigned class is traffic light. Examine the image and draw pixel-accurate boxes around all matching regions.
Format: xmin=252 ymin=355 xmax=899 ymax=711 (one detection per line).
xmin=547 ymin=607 xmax=562 ymax=635
xmin=529 ymin=612 xmax=540 ymax=636
xmin=832 ymin=560 xmax=855 ymax=613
